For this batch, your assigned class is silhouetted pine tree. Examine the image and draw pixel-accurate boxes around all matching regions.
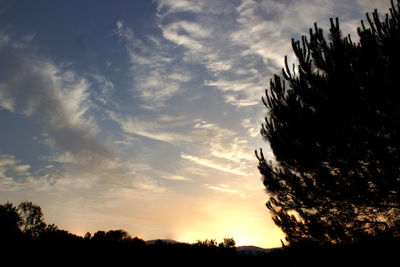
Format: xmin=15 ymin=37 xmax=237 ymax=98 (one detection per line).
xmin=257 ymin=0 xmax=400 ymax=245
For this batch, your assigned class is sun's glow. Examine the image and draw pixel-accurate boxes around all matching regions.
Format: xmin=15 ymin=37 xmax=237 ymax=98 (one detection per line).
xmin=174 ymin=200 xmax=285 ymax=248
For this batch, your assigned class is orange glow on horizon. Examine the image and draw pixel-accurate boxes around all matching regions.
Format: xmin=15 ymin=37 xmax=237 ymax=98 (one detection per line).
xmin=65 ymin=205 xmax=284 ymax=248
xmin=52 ymin=178 xmax=285 ymax=249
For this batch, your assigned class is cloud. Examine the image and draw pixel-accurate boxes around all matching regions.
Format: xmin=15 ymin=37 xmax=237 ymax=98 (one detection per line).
xmin=232 ymin=0 xmax=291 ymax=64
xmin=193 ymin=120 xmax=254 ymax=163
xmin=115 ymin=21 xmax=190 ymax=108
xmin=0 ymin=154 xmax=59 ymax=193
xmin=19 ymin=152 xmax=165 ymax=195
xmin=0 ymin=34 xmax=168 ymax=194
xmin=162 ymin=21 xmax=207 ymax=51
xmin=208 ymin=184 xmax=238 ymax=194
xmin=157 ymin=0 xmax=204 ymax=15
xmin=231 ymin=0 xmax=393 ymax=64
xmin=209 ymin=136 xmax=254 ymax=163
xmin=0 ymin=34 xmax=113 ymax=166
xmin=88 ymin=73 xmax=115 ymax=105
xmin=44 ymin=150 xmax=166 ymax=193
xmin=108 ymin=110 xmax=257 ymax=181
xmin=356 ymin=0 xmax=392 ymax=12
xmin=155 ymin=0 xmax=271 ymax=108
xmin=109 ymin=112 xmax=256 ymax=178
xmin=0 ymin=154 xmax=31 ymax=179
xmin=155 ymin=0 xmax=388 ymax=109
xmin=162 ymin=175 xmax=191 ymax=181
xmin=242 ymin=118 xmax=260 ymax=138
xmin=206 ymin=183 xmax=250 ymax=198
xmin=181 ymin=153 xmax=249 ymax=176
xmin=109 ymin=112 xmax=254 ymax=164
xmin=108 ymin=111 xmax=191 ymax=145
xmin=158 ymin=114 xmax=187 ymax=123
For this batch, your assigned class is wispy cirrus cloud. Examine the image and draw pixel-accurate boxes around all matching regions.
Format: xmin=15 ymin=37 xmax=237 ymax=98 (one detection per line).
xmin=155 ymin=0 xmax=270 ymax=108
xmin=0 ymin=154 xmax=31 ymax=188
xmin=0 ymin=34 xmax=111 ymax=164
xmin=206 ymin=183 xmax=250 ymax=198
xmin=157 ymin=0 xmax=204 ymax=14
xmin=162 ymin=175 xmax=191 ymax=181
xmin=115 ymin=20 xmax=191 ymax=108
xmin=193 ymin=120 xmax=254 ymax=163
xmin=241 ymin=118 xmax=260 ymax=138
xmin=181 ymin=153 xmax=250 ymax=176
xmin=0 ymin=34 xmax=168 ymax=194
xmin=155 ymin=0 xmax=392 ymax=109
xmin=110 ymin=111 xmax=255 ymax=170
xmin=0 ymin=154 xmax=81 ymax=193
xmin=108 ymin=111 xmax=191 ymax=145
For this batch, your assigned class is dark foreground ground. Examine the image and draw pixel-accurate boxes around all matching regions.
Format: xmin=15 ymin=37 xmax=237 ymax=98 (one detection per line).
xmin=2 ymin=237 xmax=399 ymax=267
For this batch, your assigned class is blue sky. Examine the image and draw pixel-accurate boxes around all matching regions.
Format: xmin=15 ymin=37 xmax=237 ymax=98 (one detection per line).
xmin=0 ymin=0 xmax=391 ymax=248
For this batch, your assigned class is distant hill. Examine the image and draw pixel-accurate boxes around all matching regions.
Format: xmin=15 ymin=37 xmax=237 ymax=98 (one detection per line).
xmin=145 ymin=239 xmax=281 ymax=255
xmin=236 ymin=246 xmax=282 ymax=255
xmin=145 ymin=239 xmax=180 ymax=245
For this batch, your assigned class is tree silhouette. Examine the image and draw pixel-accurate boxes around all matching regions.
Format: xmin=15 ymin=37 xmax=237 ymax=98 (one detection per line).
xmin=257 ymin=0 xmax=400 ymax=245
xmin=18 ymin=201 xmax=46 ymax=239
xmin=92 ymin=230 xmax=106 ymax=241
xmin=0 ymin=202 xmax=22 ymax=241
xmin=220 ymin=237 xmax=236 ymax=249
xmin=196 ymin=238 xmax=218 ymax=248
xmin=105 ymin=229 xmax=132 ymax=242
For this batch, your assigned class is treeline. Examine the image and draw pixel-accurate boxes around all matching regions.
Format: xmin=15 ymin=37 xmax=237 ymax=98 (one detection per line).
xmin=0 ymin=201 xmax=281 ymax=266
xmin=0 ymin=200 xmax=236 ymax=249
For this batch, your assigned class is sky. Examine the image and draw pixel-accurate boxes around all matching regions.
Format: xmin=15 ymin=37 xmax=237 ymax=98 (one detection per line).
xmin=0 ymin=0 xmax=392 ymax=248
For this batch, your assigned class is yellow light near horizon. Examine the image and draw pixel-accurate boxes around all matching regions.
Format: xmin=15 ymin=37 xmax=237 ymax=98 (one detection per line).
xmin=175 ymin=202 xmax=285 ymax=248
xmin=56 ymin=182 xmax=285 ymax=249
xmin=176 ymin=223 xmax=283 ymax=248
